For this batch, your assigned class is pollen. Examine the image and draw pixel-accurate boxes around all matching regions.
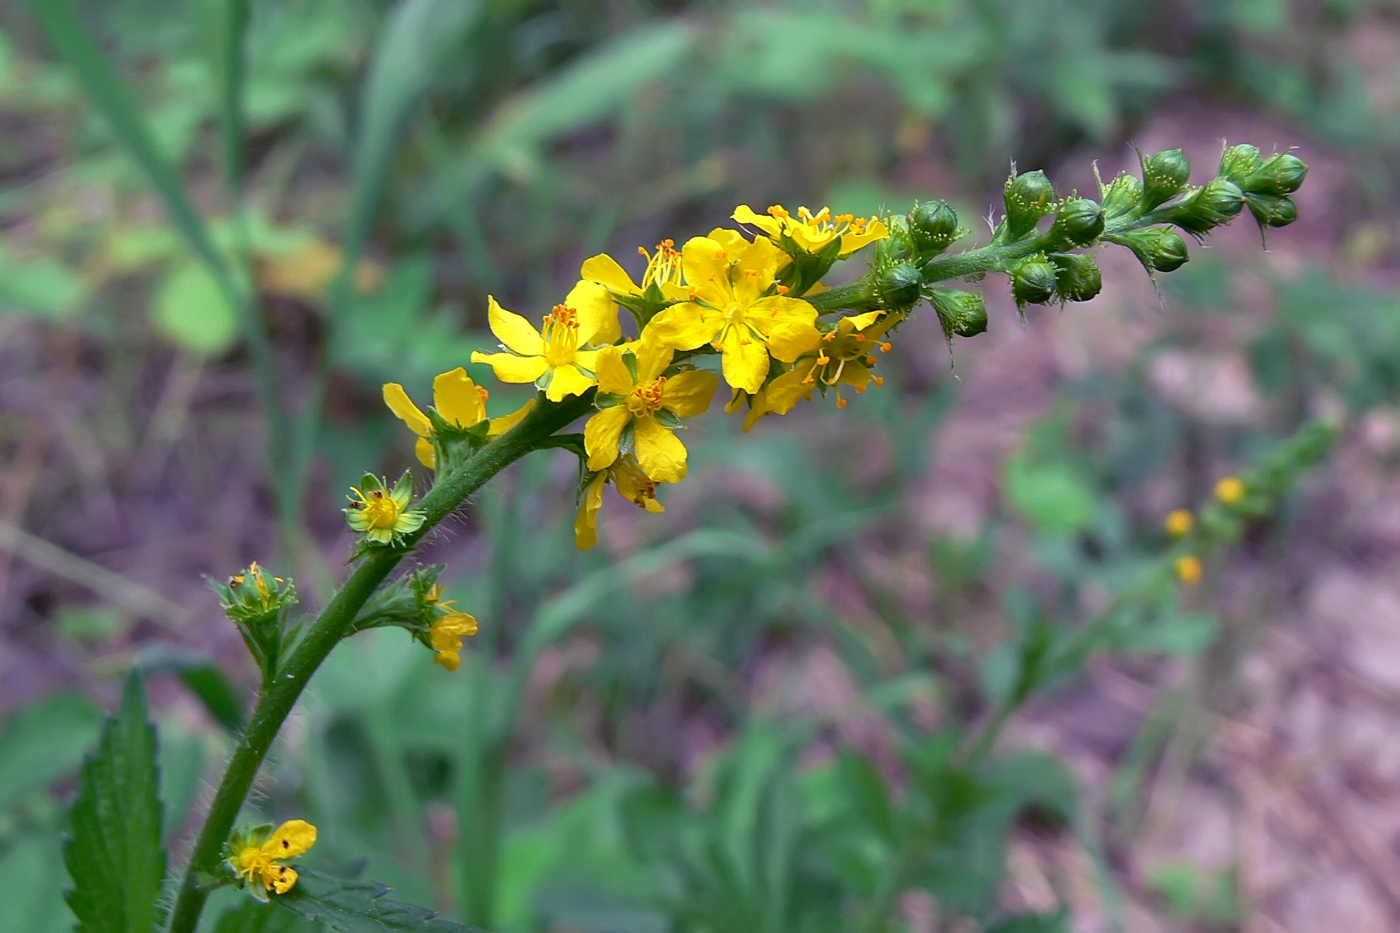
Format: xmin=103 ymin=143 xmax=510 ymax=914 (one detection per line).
xmin=628 ymin=377 xmax=667 ymax=416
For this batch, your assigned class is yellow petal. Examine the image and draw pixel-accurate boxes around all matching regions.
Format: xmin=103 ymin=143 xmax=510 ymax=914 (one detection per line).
xmin=471 ymin=350 xmax=549 ymax=384
xmin=765 ymin=321 xmax=823 ymax=363
xmin=644 ymin=302 xmax=721 ymax=351
xmin=679 ymin=236 xmax=734 ymax=307
xmin=434 ymin=649 xmax=462 ymax=671
xmin=843 ymin=310 xmax=884 ymax=332
xmin=595 ymin=346 xmax=636 ymax=396
xmin=764 ymin=367 xmax=816 ymax=415
xmin=707 ymin=226 xmax=753 ymax=253
xmin=634 ymin=417 xmax=687 ymax=484
xmin=746 ymin=295 xmax=817 ymax=337
xmin=383 ymin=383 xmax=431 ymax=437
xmin=580 ymin=253 xmax=640 ymax=296
xmin=268 ymin=864 xmax=298 ymax=895
xmin=585 ymin=405 xmax=631 ymax=471
xmin=545 ymin=364 xmax=598 ymax=402
xmin=719 ymin=327 xmax=770 ymax=394
xmin=840 ymin=218 xmax=889 ymax=256
xmin=487 ymin=398 xmax=536 ymax=438
xmin=566 ymin=280 xmax=621 ymax=346
xmin=487 ymin=296 xmax=544 ymax=355
xmin=733 ymin=238 xmax=782 ymax=298
xmin=661 ymin=370 xmax=718 ymax=418
xmin=574 ymin=472 xmax=606 ymax=550
xmin=432 ymin=368 xmax=486 ymax=427
xmin=265 ymin=819 xmax=317 ymax=859
xmin=731 ymin=205 xmax=781 ymax=239
xmin=415 ymin=436 xmax=437 ymax=469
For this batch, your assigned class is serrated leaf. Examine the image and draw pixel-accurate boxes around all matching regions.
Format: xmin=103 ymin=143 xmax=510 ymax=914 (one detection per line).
xmin=63 ymin=672 xmax=167 ymax=933
xmin=0 ymin=691 xmax=102 ymax=812
xmin=215 ymin=897 xmax=325 ymax=933
xmin=273 ymin=870 xmax=484 ymax=932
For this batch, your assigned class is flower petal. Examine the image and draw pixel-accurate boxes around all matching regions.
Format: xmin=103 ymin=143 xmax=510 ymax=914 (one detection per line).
xmin=383 ymin=383 xmax=431 ymax=437
xmin=765 ymin=321 xmax=823 ymax=363
xmin=574 ymin=472 xmax=607 ymax=551
xmin=763 ymin=367 xmax=815 ymax=415
xmin=566 ymin=279 xmax=621 ymax=346
xmin=432 ymin=367 xmax=486 ymax=427
xmin=731 ymin=204 xmax=781 ymax=239
xmin=487 ymin=296 xmax=544 ymax=355
xmin=746 ymin=295 xmax=817 ymax=337
xmin=719 ymin=326 xmax=770 ymax=394
xmin=265 ymin=819 xmax=317 ymax=859
xmin=645 ymin=302 xmax=721 ymax=351
xmin=268 ymin=865 xmax=298 ymax=895
xmin=594 ymin=346 xmax=636 ymax=396
xmin=470 ymin=350 xmax=549 ymax=384
xmin=635 ymin=341 xmax=674 ymax=384
xmin=415 ymin=436 xmax=437 ymax=469
xmin=545 ymin=364 xmax=598 ymax=402
xmin=679 ymin=236 xmax=734 ymax=307
xmin=585 ymin=405 xmax=632 ymax=471
xmin=581 ymin=253 xmax=640 ymax=296
xmin=661 ymin=370 xmax=718 ymax=418
xmin=634 ymin=417 xmax=687 ymax=483
xmin=487 ymin=399 xmax=536 ymax=438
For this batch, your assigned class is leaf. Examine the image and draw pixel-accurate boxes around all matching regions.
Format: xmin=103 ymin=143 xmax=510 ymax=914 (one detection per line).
xmin=274 ymin=870 xmax=485 ymax=932
xmin=26 ymin=0 xmax=229 ymax=279
xmin=215 ymin=897 xmax=325 ymax=933
xmin=0 ymin=254 xmax=91 ymax=319
xmin=0 ymin=691 xmax=102 ymax=812
xmin=1002 ymin=454 xmax=1098 ymax=533
xmin=0 ymin=830 xmax=75 ymax=933
xmin=152 ymin=261 xmax=239 ymax=355
xmin=63 ymin=671 xmax=167 ymax=933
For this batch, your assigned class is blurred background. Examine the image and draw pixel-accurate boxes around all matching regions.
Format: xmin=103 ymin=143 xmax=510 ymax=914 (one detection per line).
xmin=1 ymin=0 xmax=1399 ymax=930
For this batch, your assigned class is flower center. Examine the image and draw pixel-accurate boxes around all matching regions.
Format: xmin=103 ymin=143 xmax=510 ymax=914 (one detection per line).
xmin=359 ymin=489 xmax=401 ymax=529
xmin=638 ymin=239 xmax=682 ymax=289
xmin=627 ymin=377 xmax=666 ymax=417
xmin=541 ymin=304 xmax=580 ymax=366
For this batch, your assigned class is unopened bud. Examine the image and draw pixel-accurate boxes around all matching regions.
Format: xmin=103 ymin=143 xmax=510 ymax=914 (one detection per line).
xmin=1049 ymin=198 xmax=1105 ymax=247
xmin=1161 ymin=178 xmax=1244 ymax=235
xmin=1218 ymin=144 xmax=1261 ymax=185
xmin=907 ymin=200 xmax=960 ymax=256
xmin=212 ymin=561 xmax=297 ymax=624
xmin=1050 ymin=253 xmax=1102 ymax=302
xmin=1003 ymin=169 xmax=1056 ymax=240
xmin=875 ymin=261 xmax=922 ymax=311
xmin=1141 ymin=149 xmax=1192 ymax=211
xmin=1100 ymin=171 xmax=1142 ymax=219
xmin=1108 ymin=228 xmax=1189 ymax=273
xmin=1245 ymin=193 xmax=1297 ymax=229
xmin=1244 ymin=152 xmax=1307 ymax=196
xmin=928 ymin=288 xmax=988 ymax=339
xmin=1011 ymin=258 xmax=1056 ymax=306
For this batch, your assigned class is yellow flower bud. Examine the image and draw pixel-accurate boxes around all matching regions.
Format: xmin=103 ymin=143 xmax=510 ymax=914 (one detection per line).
xmin=1164 ymin=509 xmax=1193 ymax=538
xmin=1215 ymin=476 xmax=1246 ymax=505
xmin=1174 ymin=555 xmax=1203 ymax=585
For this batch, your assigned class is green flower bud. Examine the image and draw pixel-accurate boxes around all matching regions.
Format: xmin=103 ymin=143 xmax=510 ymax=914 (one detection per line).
xmin=1003 ymin=169 xmax=1056 ymax=239
xmin=928 ymin=288 xmax=988 ymax=339
xmin=1218 ymin=144 xmax=1261 ymax=185
xmin=1011 ymin=258 xmax=1056 ymax=306
xmin=1141 ymin=149 xmax=1191 ymax=211
xmin=211 ymin=561 xmax=297 ymax=624
xmin=875 ymin=261 xmax=922 ymax=311
xmin=1245 ymin=192 xmax=1297 ymax=228
xmin=1100 ymin=171 xmax=1142 ymax=219
xmin=1162 ymin=178 xmax=1244 ymax=235
xmin=873 ymin=220 xmax=918 ymax=265
xmin=1048 ymin=198 xmax=1105 ymax=247
xmin=907 ymin=200 xmax=960 ymax=256
xmin=1244 ymin=152 xmax=1307 ymax=196
xmin=1049 ymin=253 xmax=1102 ymax=302
xmin=1108 ymin=228 xmax=1189 ymax=273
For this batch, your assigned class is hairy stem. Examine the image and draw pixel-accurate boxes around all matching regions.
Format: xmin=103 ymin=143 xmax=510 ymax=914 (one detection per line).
xmin=165 ymin=393 xmax=591 ymax=933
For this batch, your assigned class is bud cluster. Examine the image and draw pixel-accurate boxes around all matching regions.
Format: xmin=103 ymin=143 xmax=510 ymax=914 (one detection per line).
xmin=210 ymin=562 xmax=298 ymax=681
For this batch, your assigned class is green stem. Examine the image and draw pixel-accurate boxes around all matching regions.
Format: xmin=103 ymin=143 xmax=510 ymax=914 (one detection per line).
xmin=164 ymin=393 xmax=591 ymax=933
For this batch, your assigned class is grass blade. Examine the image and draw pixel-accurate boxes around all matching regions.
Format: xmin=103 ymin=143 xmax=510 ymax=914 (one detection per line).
xmin=198 ymin=0 xmax=251 ymax=194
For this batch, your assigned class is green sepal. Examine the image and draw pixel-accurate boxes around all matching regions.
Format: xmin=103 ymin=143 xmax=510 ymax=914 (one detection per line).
xmin=357 ymin=473 xmax=383 ymax=493
xmin=390 ymin=470 xmax=415 ymax=502
xmin=63 ymin=671 xmax=167 ymax=933
xmin=621 ymin=349 xmax=639 ymax=383
xmin=654 ymin=409 xmax=682 ymax=429
xmin=617 ymin=421 xmax=636 ymax=456
xmin=594 ymin=392 xmax=627 ymax=409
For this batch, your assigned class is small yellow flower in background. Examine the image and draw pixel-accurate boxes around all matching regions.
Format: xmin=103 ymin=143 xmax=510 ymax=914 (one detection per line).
xmin=344 ymin=473 xmax=425 ymax=546
xmin=427 ymin=588 xmax=479 ymax=672
xmin=644 ymin=235 xmax=819 ymax=394
xmin=575 ymin=455 xmax=665 ymax=551
xmin=470 ymin=281 xmax=621 ymax=402
xmin=1215 ymin=476 xmax=1246 ymax=504
xmin=1164 ymin=509 xmax=1194 ymax=538
xmin=733 ymin=204 xmax=889 ymax=257
xmin=227 ymin=819 xmax=317 ymax=899
xmin=383 ymin=368 xmax=535 ymax=469
xmin=1174 ymin=555 xmax=1203 ymax=585
xmin=581 ymin=239 xmax=687 ymax=301
xmin=584 ymin=343 xmax=718 ymax=483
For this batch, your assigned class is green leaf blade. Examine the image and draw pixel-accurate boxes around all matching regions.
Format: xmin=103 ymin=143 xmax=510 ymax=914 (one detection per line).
xmin=63 ymin=672 xmax=167 ymax=933
xmin=274 ymin=870 xmax=486 ymax=932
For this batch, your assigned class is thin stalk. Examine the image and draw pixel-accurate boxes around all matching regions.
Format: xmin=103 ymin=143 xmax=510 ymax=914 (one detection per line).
xmin=165 ymin=393 xmax=591 ymax=933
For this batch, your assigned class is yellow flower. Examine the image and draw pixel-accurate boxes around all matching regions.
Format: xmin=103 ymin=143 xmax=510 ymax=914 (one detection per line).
xmin=733 ymin=204 xmax=889 ymax=257
xmin=383 ymin=368 xmax=536 ymax=469
xmin=428 ymin=598 xmax=479 ymax=673
xmin=581 ymin=239 xmax=687 ymax=302
xmin=228 ymin=819 xmax=317 ymax=899
xmin=575 ymin=455 xmax=665 ymax=551
xmin=643 ymin=235 xmax=819 ymax=394
xmin=1164 ymin=509 xmax=1193 ymax=538
xmin=1215 ymin=476 xmax=1245 ymax=504
xmin=344 ymin=473 xmax=424 ymax=546
xmin=470 ymin=281 xmax=622 ymax=402
xmin=1174 ymin=555 xmax=1202 ymax=585
xmin=584 ymin=343 xmax=718 ymax=483
xmin=741 ymin=310 xmax=897 ymax=429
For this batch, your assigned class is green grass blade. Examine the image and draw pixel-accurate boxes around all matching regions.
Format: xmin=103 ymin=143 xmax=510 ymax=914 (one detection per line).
xmin=27 ymin=0 xmax=228 ymax=278
xmin=62 ymin=672 xmax=167 ymax=933
xmin=198 ymin=0 xmax=251 ymax=194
